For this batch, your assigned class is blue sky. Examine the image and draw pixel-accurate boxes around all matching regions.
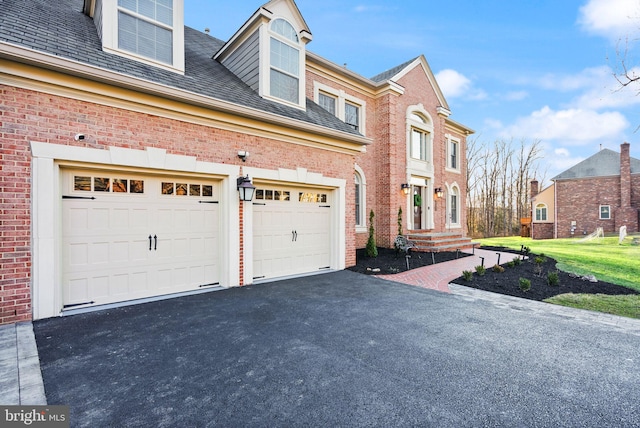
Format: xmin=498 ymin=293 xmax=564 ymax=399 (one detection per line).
xmin=184 ymin=0 xmax=640 ymax=178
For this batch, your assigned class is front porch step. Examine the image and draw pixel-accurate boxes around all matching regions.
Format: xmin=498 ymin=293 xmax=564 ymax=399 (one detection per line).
xmin=405 ymin=231 xmax=475 ymax=253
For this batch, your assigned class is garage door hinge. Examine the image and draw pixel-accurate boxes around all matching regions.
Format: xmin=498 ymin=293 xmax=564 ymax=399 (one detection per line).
xmin=199 ymin=282 xmax=220 ymax=287
xmin=62 ymin=195 xmax=96 ymax=200
xmin=319 ymin=266 xmax=331 ymax=270
xmin=63 ymin=301 xmax=95 ymax=308
xmin=319 ymin=205 xmax=331 ymax=208
xmin=253 ymin=276 xmax=266 ymax=280
xmin=198 ymin=201 xmax=219 ymax=204
xmin=253 ymin=202 xmax=267 ymax=206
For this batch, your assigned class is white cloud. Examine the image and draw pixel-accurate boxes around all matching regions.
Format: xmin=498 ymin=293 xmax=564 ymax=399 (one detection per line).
xmin=435 ymin=69 xmax=487 ymax=100
xmin=435 ymin=69 xmax=471 ymax=98
xmin=578 ymin=0 xmax=640 ymax=40
xmin=554 ymin=148 xmax=570 ymax=157
xmin=500 ymin=106 xmax=629 ymax=144
xmin=504 ymin=91 xmax=529 ymax=101
xmin=531 ymin=66 xmax=611 ymax=92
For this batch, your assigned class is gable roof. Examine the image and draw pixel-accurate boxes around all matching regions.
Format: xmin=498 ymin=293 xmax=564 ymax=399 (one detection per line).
xmin=0 ymin=0 xmax=364 ymax=140
xmin=553 ymin=148 xmax=640 ymax=180
xmin=369 ymin=55 xmax=450 ymax=111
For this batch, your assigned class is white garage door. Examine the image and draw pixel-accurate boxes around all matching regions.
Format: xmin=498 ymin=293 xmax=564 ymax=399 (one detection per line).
xmin=61 ymin=169 xmax=220 ymax=309
xmin=253 ymin=187 xmax=332 ymax=281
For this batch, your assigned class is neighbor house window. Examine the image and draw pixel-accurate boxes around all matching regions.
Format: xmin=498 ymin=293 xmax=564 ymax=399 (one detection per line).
xmin=535 ymin=203 xmax=547 ymax=221
xmin=600 ymin=205 xmax=611 ymax=220
xmin=118 ymin=0 xmax=174 ymax=64
xmin=270 ymin=19 xmax=300 ymax=104
xmin=319 ymin=92 xmax=337 ymax=115
xmin=345 ymin=102 xmax=360 ymax=132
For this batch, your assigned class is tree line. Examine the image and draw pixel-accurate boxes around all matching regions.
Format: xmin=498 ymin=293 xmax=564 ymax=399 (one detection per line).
xmin=466 ymin=138 xmax=547 ymax=238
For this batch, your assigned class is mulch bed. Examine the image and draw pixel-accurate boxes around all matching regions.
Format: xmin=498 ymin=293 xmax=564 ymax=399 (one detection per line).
xmin=347 ymin=247 xmax=471 ymax=275
xmin=452 ymin=246 xmax=638 ymax=301
xmin=348 ymin=246 xmax=638 ymax=302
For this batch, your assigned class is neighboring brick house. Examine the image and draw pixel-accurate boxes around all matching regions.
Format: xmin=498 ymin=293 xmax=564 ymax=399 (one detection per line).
xmin=0 ymin=0 xmax=472 ymax=325
xmin=531 ymin=142 xmax=640 ymax=239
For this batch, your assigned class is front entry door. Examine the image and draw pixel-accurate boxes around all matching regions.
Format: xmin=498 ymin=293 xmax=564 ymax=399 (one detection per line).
xmin=413 ymin=186 xmax=423 ymax=229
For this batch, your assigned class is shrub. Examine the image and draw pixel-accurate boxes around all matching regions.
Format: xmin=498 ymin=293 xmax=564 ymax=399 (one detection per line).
xmin=492 ymin=264 xmax=505 ymax=273
xmin=519 ymin=277 xmax=531 ymax=292
xmin=462 ymin=270 xmax=473 ymax=281
xmin=366 ymin=210 xmax=378 ymax=258
xmin=547 ymin=270 xmax=560 ymax=286
xmin=512 ymin=256 xmax=522 ymax=266
xmin=534 ymin=255 xmax=546 ymax=265
xmin=506 ymin=261 xmax=516 ymax=268
xmin=475 ymin=265 xmax=486 ymax=276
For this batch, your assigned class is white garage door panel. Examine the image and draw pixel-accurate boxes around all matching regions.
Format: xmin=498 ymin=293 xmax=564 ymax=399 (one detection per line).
xmin=253 ymin=187 xmax=332 ymax=280
xmin=62 ymin=171 xmax=220 ymax=308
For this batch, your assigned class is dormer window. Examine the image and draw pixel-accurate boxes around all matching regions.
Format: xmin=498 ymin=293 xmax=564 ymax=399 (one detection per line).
xmin=118 ymin=0 xmax=173 ymax=64
xmin=269 ymin=18 xmax=302 ymax=105
xmin=87 ymin=0 xmax=185 ymax=74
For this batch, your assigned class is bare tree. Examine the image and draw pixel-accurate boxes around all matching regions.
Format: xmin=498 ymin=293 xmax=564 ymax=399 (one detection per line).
xmin=466 ymin=138 xmax=546 ymax=238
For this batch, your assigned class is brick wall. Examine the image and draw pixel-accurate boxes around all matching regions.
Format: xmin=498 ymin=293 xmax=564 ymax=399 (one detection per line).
xmin=0 ymin=85 xmax=357 ymax=324
xmin=531 ymin=223 xmax=554 ymax=240
xmin=555 ymin=176 xmax=620 ymax=238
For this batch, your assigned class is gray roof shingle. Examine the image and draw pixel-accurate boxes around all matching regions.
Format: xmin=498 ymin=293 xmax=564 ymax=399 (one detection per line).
xmin=370 ymin=57 xmax=418 ymax=83
xmin=553 ymin=148 xmax=640 ymax=180
xmin=0 ymin=0 xmax=362 ymax=136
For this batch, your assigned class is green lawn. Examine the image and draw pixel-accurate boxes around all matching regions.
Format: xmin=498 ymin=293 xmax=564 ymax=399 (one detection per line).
xmin=478 ymin=235 xmax=640 ymax=291
xmin=477 ymin=235 xmax=640 ymax=318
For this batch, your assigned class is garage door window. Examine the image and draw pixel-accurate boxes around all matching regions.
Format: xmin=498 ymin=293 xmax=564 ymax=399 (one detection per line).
xmin=74 ymin=175 xmax=144 ymax=194
xmin=161 ymin=182 xmax=213 ymax=197
xmin=255 ymin=188 xmax=292 ymax=201
xmin=299 ymin=192 xmax=327 ymax=203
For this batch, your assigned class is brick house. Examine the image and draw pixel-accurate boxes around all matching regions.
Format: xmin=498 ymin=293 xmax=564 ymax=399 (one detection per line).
xmin=0 ymin=0 xmax=472 ymax=324
xmin=531 ymin=142 xmax=640 ymax=239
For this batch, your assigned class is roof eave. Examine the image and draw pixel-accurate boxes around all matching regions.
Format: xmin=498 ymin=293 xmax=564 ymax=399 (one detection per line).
xmin=0 ymin=41 xmax=370 ymax=148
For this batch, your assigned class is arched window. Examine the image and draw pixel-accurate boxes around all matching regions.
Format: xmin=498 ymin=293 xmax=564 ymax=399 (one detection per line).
xmin=449 ymin=186 xmax=460 ymax=225
xmin=535 ymin=204 xmax=547 ymax=221
xmin=269 ymin=19 xmax=300 ymax=104
xmin=355 ymin=166 xmax=367 ymax=229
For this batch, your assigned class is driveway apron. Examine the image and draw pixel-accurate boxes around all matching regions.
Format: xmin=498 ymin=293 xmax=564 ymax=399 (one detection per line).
xmin=34 ymin=271 xmax=640 ymax=427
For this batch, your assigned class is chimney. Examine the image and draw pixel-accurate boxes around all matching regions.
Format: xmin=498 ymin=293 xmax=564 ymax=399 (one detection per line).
xmin=530 ymin=180 xmax=539 ymax=199
xmin=620 ymin=143 xmax=631 ymax=207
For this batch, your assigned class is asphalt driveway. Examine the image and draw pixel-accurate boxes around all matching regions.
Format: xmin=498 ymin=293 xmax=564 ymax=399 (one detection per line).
xmin=34 ymin=271 xmax=640 ymax=427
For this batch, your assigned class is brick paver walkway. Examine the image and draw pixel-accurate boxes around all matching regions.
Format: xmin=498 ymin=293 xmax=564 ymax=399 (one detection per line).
xmin=377 ymin=249 xmax=520 ymax=293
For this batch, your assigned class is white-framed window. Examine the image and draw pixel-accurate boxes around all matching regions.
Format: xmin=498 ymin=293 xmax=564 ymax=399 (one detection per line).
xmin=446 ymin=136 xmax=460 ymax=171
xmin=535 ymin=203 xmax=547 ymax=221
xmin=600 ymin=205 xmax=611 ymax=220
xmin=118 ymin=0 xmax=173 ymax=64
xmin=313 ymin=82 xmax=367 ymax=135
xmin=319 ymin=92 xmax=337 ymax=115
xmin=355 ymin=165 xmax=367 ymax=231
xmin=269 ymin=18 xmax=301 ymax=105
xmin=407 ymin=110 xmax=433 ymax=163
xmin=411 ymin=128 xmax=429 ymax=161
xmin=94 ymin=0 xmax=185 ymax=73
xmin=345 ymin=102 xmax=360 ymax=132
xmin=449 ymin=186 xmax=460 ymax=225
